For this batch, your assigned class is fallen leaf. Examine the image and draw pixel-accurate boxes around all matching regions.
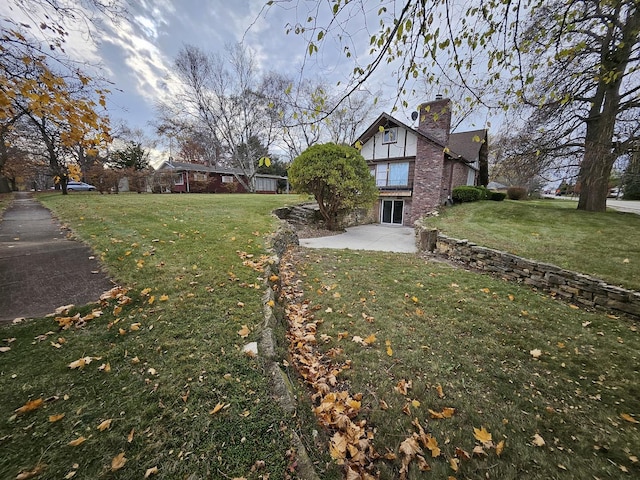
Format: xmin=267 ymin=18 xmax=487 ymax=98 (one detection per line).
xmin=363 ymin=333 xmax=376 ymax=345
xmin=530 ymin=348 xmax=542 ymax=359
xmin=15 ymin=398 xmax=44 ymax=415
xmin=399 ymin=436 xmax=423 ymax=457
xmin=416 ymin=454 xmax=431 ymax=471
xmin=532 ymin=433 xmax=546 ymax=447
xmin=97 ymin=419 xmax=112 ymax=431
xmin=130 ymin=323 xmax=141 ymax=331
xmin=425 ymin=435 xmax=441 ymax=457
xmin=49 ymin=413 xmax=65 ymax=423
xmin=435 ymin=384 xmax=445 ymax=398
xmin=144 ymin=466 xmax=159 ymax=478
xmin=209 ymin=402 xmax=227 ymax=415
xmin=98 ymin=363 xmax=111 ymax=373
xmin=111 ymin=452 xmax=126 ymax=471
xmin=0 ymin=346 xmax=11 ymax=353
xmin=496 ymin=439 xmax=505 ymax=456
xmin=64 ymin=470 xmax=77 ymax=479
xmin=386 ymin=339 xmax=393 ymax=356
xmin=238 ymin=325 xmax=250 ymax=338
xmin=159 ymin=294 xmax=169 ymax=301
xmin=623 ymin=258 xmax=630 ymax=263
xmin=127 ymin=428 xmax=135 ymax=443
xmin=473 ymin=426 xmax=492 ymax=445
xmin=620 ymin=413 xmax=639 ymax=424
xmin=395 ymin=379 xmax=412 ymax=395
xmin=429 ymin=407 xmax=455 ymax=419
xmin=68 ymin=436 xmax=86 ymax=447
xmin=455 ymin=447 xmax=470 ymax=460
xmin=472 ymin=445 xmax=487 ymax=456
xmin=15 ymin=464 xmax=46 ymax=479
xmin=449 ymin=457 xmax=459 ymax=472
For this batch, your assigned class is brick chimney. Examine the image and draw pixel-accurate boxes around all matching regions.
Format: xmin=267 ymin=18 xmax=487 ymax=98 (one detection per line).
xmin=417 ymin=96 xmax=452 ymax=145
xmin=410 ymin=97 xmax=452 ymax=224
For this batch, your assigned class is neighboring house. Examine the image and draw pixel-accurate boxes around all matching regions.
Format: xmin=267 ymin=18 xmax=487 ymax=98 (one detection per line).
xmin=155 ymin=160 xmax=284 ymax=194
xmin=355 ymin=96 xmax=488 ymax=226
xmin=487 ymin=181 xmax=508 ymax=192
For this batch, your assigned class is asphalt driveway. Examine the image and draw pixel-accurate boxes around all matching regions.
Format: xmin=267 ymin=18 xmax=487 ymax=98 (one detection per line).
xmin=299 ymin=224 xmax=417 ymax=253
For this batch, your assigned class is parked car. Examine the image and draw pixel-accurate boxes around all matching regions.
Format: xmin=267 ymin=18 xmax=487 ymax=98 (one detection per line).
xmin=66 ymin=181 xmax=96 ymax=191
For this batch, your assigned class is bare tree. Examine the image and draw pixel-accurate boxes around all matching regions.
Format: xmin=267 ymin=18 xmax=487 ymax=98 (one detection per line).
xmin=159 ymin=43 xmax=281 ymax=191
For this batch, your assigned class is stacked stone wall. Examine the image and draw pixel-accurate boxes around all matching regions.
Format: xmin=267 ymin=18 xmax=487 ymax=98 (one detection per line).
xmin=416 ymin=226 xmax=640 ymax=318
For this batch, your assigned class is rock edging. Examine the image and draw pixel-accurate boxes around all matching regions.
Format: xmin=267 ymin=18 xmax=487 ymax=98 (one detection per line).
xmin=416 ymin=225 xmax=640 ymax=318
xmin=260 ymin=219 xmax=321 ymax=480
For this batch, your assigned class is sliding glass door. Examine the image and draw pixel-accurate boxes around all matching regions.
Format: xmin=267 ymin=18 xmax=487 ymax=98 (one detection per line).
xmin=381 ymin=200 xmax=404 ymax=225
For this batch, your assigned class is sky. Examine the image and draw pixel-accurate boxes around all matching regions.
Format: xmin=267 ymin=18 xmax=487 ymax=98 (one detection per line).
xmin=2 ymin=1 xmax=494 ymax=163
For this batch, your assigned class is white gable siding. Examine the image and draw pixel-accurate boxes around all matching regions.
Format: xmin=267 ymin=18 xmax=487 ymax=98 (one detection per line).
xmin=361 ymin=128 xmax=418 ymax=161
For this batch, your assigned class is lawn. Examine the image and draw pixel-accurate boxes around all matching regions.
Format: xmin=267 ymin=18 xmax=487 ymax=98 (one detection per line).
xmin=423 ymin=199 xmax=640 ymax=291
xmin=1 ymin=193 xmax=638 ymax=480
xmin=282 ymin=248 xmax=640 ymax=479
xmin=0 ymin=192 xmax=320 ymax=480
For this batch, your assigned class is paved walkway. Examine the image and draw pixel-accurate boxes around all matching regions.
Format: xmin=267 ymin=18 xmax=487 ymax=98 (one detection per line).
xmin=299 ymin=224 xmax=417 ymax=253
xmin=0 ymin=192 xmax=113 ymax=323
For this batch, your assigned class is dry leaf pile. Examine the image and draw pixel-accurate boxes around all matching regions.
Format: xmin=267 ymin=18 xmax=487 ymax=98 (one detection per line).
xmin=280 ymin=250 xmax=378 ymax=479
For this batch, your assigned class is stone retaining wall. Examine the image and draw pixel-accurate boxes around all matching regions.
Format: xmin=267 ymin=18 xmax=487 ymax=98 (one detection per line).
xmin=416 ymin=226 xmax=640 ymax=318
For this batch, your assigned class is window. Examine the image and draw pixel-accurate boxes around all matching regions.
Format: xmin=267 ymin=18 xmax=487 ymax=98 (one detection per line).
xmin=382 ymin=128 xmax=397 ymax=144
xmin=174 ymin=173 xmax=184 ymax=185
xmin=221 ymin=175 xmax=234 ymax=183
xmin=193 ymin=173 xmax=207 ymax=182
xmin=374 ymin=162 xmax=409 ymax=187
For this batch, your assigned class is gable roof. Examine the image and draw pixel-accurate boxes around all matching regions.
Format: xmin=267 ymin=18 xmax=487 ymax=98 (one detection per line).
xmin=355 ymin=112 xmax=486 ymax=165
xmin=156 ymin=160 xmax=244 ymax=176
xmin=155 ymin=161 xmax=287 ymax=180
xmin=355 ymin=112 xmax=446 ymax=149
xmin=449 ymin=129 xmax=488 ymax=163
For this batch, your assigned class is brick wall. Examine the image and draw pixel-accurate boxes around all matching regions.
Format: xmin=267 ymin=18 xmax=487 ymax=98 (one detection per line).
xmin=411 ymin=98 xmax=452 ymax=223
xmin=415 ymin=225 xmax=640 ymax=318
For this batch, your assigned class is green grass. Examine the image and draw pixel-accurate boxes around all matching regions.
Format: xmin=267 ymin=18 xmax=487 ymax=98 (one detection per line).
xmin=0 ymin=193 xmax=324 ymax=480
xmin=289 ymin=249 xmax=640 ymax=479
xmin=424 ymin=199 xmax=640 ymax=291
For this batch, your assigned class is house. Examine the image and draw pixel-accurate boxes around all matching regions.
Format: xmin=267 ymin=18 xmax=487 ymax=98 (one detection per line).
xmin=155 ymin=160 xmax=284 ymax=194
xmin=355 ymin=97 xmax=488 ymax=226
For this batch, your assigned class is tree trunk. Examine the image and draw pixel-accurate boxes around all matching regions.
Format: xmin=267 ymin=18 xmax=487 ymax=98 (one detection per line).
xmin=576 ymin=137 xmax=615 ymax=212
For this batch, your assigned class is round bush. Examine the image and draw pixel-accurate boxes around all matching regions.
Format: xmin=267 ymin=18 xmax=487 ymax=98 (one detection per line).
xmin=452 ymin=186 xmax=482 ymax=203
xmin=489 ymin=191 xmax=507 ymax=201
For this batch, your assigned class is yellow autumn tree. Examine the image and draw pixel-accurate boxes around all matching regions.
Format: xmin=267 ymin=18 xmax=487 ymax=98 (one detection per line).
xmin=1 ymin=5 xmax=114 ymax=193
